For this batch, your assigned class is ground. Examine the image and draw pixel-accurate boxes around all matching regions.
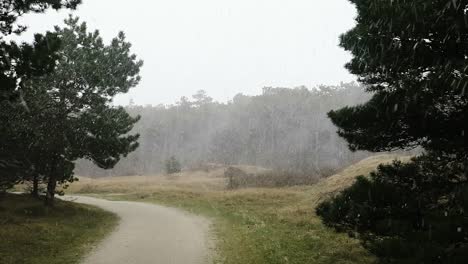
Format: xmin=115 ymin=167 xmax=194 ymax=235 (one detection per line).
xmin=0 ymin=193 xmax=118 ymax=264
xmin=68 ymin=154 xmax=411 ymax=264
xmin=64 ymin=196 xmax=212 ymax=264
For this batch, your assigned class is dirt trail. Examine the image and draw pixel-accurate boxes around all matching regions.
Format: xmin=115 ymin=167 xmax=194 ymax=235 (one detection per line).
xmin=65 ymin=196 xmax=213 ymax=264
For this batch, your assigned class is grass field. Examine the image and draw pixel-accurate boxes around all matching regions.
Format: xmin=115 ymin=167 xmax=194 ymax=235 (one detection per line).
xmin=68 ymin=154 xmax=411 ymax=264
xmin=0 ymin=194 xmax=118 ymax=264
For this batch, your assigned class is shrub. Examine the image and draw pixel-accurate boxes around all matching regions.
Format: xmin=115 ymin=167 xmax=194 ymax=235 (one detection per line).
xmin=225 ymin=167 xmax=248 ymax=189
xmin=165 ymin=156 xmax=182 ymax=174
xmin=0 ymin=158 xmax=22 ymax=194
xmin=316 ymin=154 xmax=468 ymax=263
xmin=225 ymin=167 xmax=333 ymax=189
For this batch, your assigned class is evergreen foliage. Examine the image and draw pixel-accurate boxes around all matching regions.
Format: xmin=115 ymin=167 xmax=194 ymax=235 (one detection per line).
xmin=165 ymin=156 xmax=182 ymax=174
xmin=318 ymin=1 xmax=468 ymax=263
xmin=1 ymin=17 xmax=142 ymax=204
xmin=328 ymin=0 xmax=467 ymax=158
xmin=0 ymin=0 xmax=81 ymax=192
xmin=0 ymin=0 xmax=81 ymax=100
xmin=317 ymin=155 xmax=468 ymax=263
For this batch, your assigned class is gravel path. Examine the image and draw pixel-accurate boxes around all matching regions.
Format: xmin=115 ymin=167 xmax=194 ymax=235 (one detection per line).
xmin=65 ymin=196 xmax=213 ymax=264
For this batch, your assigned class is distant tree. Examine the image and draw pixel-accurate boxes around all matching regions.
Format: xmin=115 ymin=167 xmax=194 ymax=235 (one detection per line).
xmin=210 ymin=128 xmax=244 ymax=165
xmin=192 ymin=90 xmax=213 ymax=107
xmin=75 ymin=83 xmax=368 ymax=177
xmin=19 ymin=17 xmax=142 ymax=204
xmin=165 ymin=156 xmax=182 ymax=174
xmin=176 ymin=96 xmax=192 ymax=108
xmin=318 ymin=1 xmax=468 ymax=263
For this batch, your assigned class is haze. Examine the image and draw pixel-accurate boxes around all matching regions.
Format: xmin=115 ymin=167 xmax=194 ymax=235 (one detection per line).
xmin=17 ymin=0 xmax=357 ymax=105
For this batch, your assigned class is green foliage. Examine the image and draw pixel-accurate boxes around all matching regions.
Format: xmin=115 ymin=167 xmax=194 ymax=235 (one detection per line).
xmin=0 ymin=1 xmax=81 ymax=34
xmin=329 ymin=0 xmax=467 ymax=158
xmin=0 ymin=0 xmax=81 ymax=100
xmin=165 ymin=156 xmax=182 ymax=174
xmin=317 ymin=155 xmax=468 ymax=263
xmin=0 ymin=1 xmax=81 ymax=191
xmin=0 ymin=159 xmax=21 ymax=193
xmin=1 ymin=16 xmax=143 ymax=202
xmin=321 ymin=1 xmax=468 ymax=263
xmin=37 ymin=17 xmax=142 ymax=202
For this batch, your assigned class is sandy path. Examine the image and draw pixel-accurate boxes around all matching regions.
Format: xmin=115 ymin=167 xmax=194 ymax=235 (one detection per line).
xmin=64 ymin=196 xmax=212 ymax=264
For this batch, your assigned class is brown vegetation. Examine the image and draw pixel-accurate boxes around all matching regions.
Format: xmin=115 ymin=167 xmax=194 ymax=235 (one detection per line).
xmin=66 ymin=154 xmax=411 ymax=264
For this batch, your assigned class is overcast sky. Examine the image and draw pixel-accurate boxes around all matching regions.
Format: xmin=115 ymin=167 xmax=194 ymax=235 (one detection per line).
xmin=17 ymin=0 xmax=357 ymax=105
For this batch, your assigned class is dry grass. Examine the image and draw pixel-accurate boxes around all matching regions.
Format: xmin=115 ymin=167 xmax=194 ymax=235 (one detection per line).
xmin=225 ymin=167 xmax=334 ymax=189
xmin=302 ymin=154 xmax=412 ymax=207
xmin=69 ymin=164 xmax=271 ymax=193
xmin=68 ymin=154 xmax=412 ymax=264
xmin=70 ymin=168 xmax=227 ymax=193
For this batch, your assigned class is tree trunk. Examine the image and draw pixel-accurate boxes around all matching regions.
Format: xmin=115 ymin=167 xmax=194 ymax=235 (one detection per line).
xmin=32 ymin=174 xmax=39 ymax=198
xmin=45 ymin=171 xmax=57 ymax=206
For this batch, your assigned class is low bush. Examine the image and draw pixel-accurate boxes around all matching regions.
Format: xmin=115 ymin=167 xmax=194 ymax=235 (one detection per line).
xmin=317 ymin=154 xmax=468 ymax=263
xmin=225 ymin=166 xmax=336 ymax=189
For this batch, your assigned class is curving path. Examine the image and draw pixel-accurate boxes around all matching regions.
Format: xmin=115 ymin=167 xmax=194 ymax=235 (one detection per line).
xmin=64 ymin=196 xmax=212 ymax=264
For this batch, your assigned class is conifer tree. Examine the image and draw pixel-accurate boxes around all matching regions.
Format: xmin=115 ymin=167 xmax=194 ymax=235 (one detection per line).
xmin=317 ymin=1 xmax=468 ymax=263
xmin=18 ymin=17 xmax=143 ymax=204
xmin=0 ymin=0 xmax=81 ymax=191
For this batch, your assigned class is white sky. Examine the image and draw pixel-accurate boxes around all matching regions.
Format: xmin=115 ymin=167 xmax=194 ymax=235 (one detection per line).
xmin=17 ymin=0 xmax=357 ymax=105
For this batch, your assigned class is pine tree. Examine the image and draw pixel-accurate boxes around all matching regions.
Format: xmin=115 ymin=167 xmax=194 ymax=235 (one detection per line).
xmin=328 ymin=0 xmax=467 ymax=158
xmin=0 ymin=0 xmax=81 ymax=100
xmin=0 ymin=0 xmax=81 ymax=192
xmin=17 ymin=17 xmax=143 ymax=204
xmin=317 ymin=1 xmax=468 ymax=263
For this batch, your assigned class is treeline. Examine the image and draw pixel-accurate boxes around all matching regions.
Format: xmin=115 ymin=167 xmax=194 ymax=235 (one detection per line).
xmin=0 ymin=2 xmax=141 ymax=205
xmin=76 ymin=83 xmax=370 ymax=177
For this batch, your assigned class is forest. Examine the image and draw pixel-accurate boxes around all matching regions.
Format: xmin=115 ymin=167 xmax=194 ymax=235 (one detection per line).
xmin=76 ymin=83 xmax=370 ymax=177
